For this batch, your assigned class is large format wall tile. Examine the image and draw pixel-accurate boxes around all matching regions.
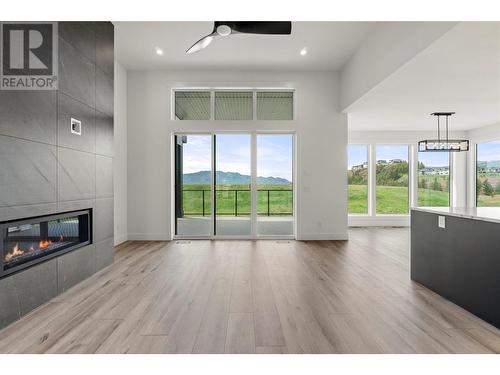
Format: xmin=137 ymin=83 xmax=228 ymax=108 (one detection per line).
xmin=0 ymin=22 xmax=114 ymax=331
xmin=0 ymin=136 xmax=57 ymax=207
xmin=58 ymin=37 xmax=95 ymax=108
xmin=0 ymin=91 xmax=57 ymax=145
xmin=10 ymin=259 xmax=58 ymax=316
xmin=95 ymin=22 xmax=114 ymax=78
xmin=94 ymin=198 xmax=114 ymax=242
xmin=95 ymin=111 xmax=113 ymax=156
xmin=0 ymin=203 xmax=57 ymax=222
xmin=96 ymin=238 xmax=114 ymax=271
xmin=58 ymin=93 xmax=96 ymax=153
xmin=57 ymin=199 xmax=94 ymax=214
xmin=96 ymin=155 xmax=113 ymax=198
xmin=58 ymin=147 xmax=96 ymax=202
xmin=57 ymin=244 xmax=96 ymax=293
xmin=0 ymin=277 xmax=20 ymax=329
xmin=59 ymin=22 xmax=96 ymax=63
xmin=96 ymin=68 xmax=114 ymax=116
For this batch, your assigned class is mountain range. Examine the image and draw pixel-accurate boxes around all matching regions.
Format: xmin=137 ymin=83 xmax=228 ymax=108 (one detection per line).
xmin=183 ymin=171 xmax=291 ymax=185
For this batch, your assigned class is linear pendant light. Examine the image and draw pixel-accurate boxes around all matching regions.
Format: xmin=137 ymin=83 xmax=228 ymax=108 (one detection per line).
xmin=418 ymin=112 xmax=469 ymax=152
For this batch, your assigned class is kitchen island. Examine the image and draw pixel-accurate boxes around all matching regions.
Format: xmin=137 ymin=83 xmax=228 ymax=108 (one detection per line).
xmin=411 ymin=207 xmax=500 ymax=329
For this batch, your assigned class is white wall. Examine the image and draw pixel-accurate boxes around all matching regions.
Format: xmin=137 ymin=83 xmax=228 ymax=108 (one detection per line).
xmin=127 ymin=70 xmax=348 ymax=240
xmin=114 ymin=61 xmax=128 ymax=245
xmin=340 ymin=22 xmax=457 ymax=111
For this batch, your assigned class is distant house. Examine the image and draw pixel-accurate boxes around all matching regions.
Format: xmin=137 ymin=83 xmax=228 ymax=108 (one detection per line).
xmin=419 ymin=166 xmax=449 ymax=176
xmin=351 ymin=162 xmax=368 ymax=171
xmin=486 ymin=167 xmax=500 ymax=173
xmin=377 ymin=159 xmax=387 ymax=165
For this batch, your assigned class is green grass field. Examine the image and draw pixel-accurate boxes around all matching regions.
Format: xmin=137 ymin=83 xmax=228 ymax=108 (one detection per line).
xmin=182 ymin=184 xmax=293 ymax=216
xmin=477 ymin=194 xmax=500 ymax=207
xmin=348 ymin=184 xmax=450 ymax=214
xmin=477 ymin=172 xmax=500 ymax=207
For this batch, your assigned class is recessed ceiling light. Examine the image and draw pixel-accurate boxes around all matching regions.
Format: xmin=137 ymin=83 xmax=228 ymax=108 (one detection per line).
xmin=300 ymin=48 xmax=307 ymax=56
xmin=155 ymin=47 xmax=163 ymax=56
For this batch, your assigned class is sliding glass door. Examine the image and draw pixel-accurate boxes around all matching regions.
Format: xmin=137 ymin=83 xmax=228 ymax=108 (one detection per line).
xmin=215 ymin=134 xmax=252 ymax=236
xmin=174 ymin=134 xmax=213 ymax=236
xmin=257 ymin=134 xmax=294 ymax=236
xmin=174 ymin=133 xmax=294 ymax=238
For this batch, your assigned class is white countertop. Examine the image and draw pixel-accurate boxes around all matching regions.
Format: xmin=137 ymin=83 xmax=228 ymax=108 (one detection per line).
xmin=411 ymin=206 xmax=500 ymax=224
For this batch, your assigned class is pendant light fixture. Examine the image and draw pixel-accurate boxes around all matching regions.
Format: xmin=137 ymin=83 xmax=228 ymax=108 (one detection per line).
xmin=418 ymin=112 xmax=469 ymax=152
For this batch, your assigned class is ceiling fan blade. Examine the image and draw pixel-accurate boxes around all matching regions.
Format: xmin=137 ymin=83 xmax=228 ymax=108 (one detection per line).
xmin=186 ymin=32 xmax=216 ymax=54
xmin=216 ymin=21 xmax=292 ymax=35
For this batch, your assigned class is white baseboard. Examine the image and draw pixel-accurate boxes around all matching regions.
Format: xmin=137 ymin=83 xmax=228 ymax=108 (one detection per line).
xmin=348 ymin=215 xmax=409 ymax=227
xmin=114 ymin=234 xmax=129 ymax=246
xmin=296 ymin=233 xmax=349 ymax=240
xmin=127 ymin=233 xmax=172 ymax=241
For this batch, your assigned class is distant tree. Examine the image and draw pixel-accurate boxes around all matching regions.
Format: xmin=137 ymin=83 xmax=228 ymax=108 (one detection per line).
xmin=496 ymin=182 xmax=500 ymax=194
xmin=476 ymin=178 xmax=482 ymax=196
xmin=432 ymin=178 xmax=441 ymax=191
xmin=418 ymin=177 xmax=425 ymax=189
xmin=418 ymin=161 xmax=425 ymax=169
xmin=483 ymin=179 xmax=495 ymax=197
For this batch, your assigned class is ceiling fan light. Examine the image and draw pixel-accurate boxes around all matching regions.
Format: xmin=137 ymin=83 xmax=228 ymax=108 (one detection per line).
xmin=216 ymin=24 xmax=232 ymax=36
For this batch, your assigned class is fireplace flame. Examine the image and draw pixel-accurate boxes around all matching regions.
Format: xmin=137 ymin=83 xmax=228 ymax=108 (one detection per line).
xmin=5 ymin=243 xmax=24 ymax=262
xmin=39 ymin=239 xmax=53 ymax=249
xmin=5 ymin=235 xmax=64 ymax=263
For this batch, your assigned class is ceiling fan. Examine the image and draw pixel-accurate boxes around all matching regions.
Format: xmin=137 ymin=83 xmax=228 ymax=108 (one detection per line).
xmin=186 ymin=21 xmax=292 ymax=54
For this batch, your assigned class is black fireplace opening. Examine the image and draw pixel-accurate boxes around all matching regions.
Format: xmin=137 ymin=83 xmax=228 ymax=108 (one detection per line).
xmin=1 ymin=209 xmax=91 ymax=278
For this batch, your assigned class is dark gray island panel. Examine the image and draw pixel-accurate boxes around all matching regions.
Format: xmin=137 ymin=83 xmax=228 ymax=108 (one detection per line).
xmin=411 ymin=210 xmax=500 ymax=328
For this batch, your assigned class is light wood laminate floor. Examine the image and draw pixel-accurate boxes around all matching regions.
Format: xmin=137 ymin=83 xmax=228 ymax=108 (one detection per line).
xmin=1 ymin=228 xmax=499 ymax=354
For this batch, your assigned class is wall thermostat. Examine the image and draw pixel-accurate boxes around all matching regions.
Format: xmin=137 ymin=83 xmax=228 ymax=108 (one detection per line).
xmin=71 ymin=118 xmax=81 ymax=136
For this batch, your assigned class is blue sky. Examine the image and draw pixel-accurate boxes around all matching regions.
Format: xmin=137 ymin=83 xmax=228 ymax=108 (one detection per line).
xmin=182 ymin=134 xmax=293 ymax=181
xmin=477 ymin=140 xmax=500 ymax=162
xmin=348 ymin=145 xmax=409 ymax=169
xmin=418 ymin=152 xmax=449 ymax=167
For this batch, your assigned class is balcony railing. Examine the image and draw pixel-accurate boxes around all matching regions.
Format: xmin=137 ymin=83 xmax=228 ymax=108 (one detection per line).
xmin=182 ymin=189 xmax=293 ymax=217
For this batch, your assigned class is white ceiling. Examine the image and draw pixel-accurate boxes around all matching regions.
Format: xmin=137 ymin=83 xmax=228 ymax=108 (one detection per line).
xmin=348 ymin=22 xmax=500 ymax=132
xmin=114 ymin=21 xmax=376 ymax=71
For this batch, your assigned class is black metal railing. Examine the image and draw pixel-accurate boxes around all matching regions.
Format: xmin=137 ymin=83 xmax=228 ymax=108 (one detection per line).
xmin=181 ymin=189 xmax=293 ymax=217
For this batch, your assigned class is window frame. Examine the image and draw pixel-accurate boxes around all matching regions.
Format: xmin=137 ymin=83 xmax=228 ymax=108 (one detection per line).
xmin=347 ymin=143 xmax=370 ymax=216
xmin=374 ymin=143 xmax=411 ymax=216
xmin=416 ymin=151 xmax=451 ymax=208
xmin=172 ymin=88 xmax=295 ymax=121
xmin=475 ymin=138 xmax=500 ymax=207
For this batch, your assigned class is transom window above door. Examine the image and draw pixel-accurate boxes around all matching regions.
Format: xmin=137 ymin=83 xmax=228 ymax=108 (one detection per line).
xmin=173 ymin=89 xmax=294 ymax=121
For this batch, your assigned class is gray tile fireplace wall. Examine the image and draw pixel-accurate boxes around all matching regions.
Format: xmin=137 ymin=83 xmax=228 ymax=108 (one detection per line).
xmin=0 ymin=22 xmax=114 ymax=330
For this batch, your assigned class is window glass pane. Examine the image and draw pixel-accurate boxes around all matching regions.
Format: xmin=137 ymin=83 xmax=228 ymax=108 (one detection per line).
xmin=175 ymin=135 xmax=212 ymax=236
xmin=175 ymin=91 xmax=211 ymax=120
xmin=257 ymin=134 xmax=294 ymax=236
xmin=376 ymin=145 xmax=409 ymax=214
xmin=215 ymin=91 xmax=253 ymax=120
xmin=477 ymin=140 xmax=500 ymax=207
xmin=418 ymin=152 xmax=450 ymax=207
xmin=215 ymin=134 xmax=252 ymax=235
xmin=257 ymin=91 xmax=293 ymax=120
xmin=348 ymin=145 xmax=368 ymax=214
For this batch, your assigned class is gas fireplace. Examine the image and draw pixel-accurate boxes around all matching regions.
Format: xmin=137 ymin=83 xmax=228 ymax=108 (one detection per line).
xmin=0 ymin=210 xmax=91 ymax=278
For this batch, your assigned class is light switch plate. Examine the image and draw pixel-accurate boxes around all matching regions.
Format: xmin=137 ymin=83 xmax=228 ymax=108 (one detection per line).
xmin=438 ymin=216 xmax=446 ymax=229
xmin=71 ymin=118 xmax=81 ymax=136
